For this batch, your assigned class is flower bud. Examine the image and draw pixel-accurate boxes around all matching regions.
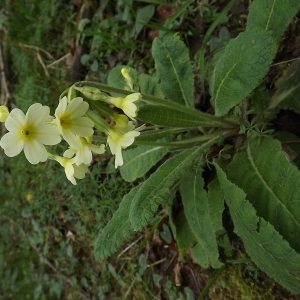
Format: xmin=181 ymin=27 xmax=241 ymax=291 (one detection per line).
xmin=121 ymin=68 xmax=134 ymax=91
xmin=0 ymin=105 xmax=9 ymax=122
xmin=74 ymin=86 xmax=108 ymax=101
xmin=67 ymin=86 xmax=77 ymax=102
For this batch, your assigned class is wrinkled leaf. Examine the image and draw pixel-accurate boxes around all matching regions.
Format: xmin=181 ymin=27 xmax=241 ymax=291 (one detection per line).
xmin=247 ymin=0 xmax=300 ymax=40
xmin=94 ymin=184 xmax=141 ymax=260
xmin=120 ymin=145 xmax=168 ymax=182
xmin=180 ymin=168 xmax=222 ymax=268
xmin=227 ymin=136 xmax=300 ymax=251
xmin=138 ymin=104 xmax=219 ymax=127
xmin=210 ymin=30 xmax=277 ymax=116
xmin=215 ymin=164 xmax=300 ymax=294
xmin=138 ymin=73 xmax=164 ymax=98
xmin=130 ymin=139 xmax=217 ymax=231
xmin=152 ymin=35 xmax=194 ymax=108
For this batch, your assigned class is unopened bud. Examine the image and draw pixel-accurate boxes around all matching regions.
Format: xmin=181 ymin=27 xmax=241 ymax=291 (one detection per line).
xmin=74 ymin=86 xmax=108 ymax=101
xmin=121 ymin=68 xmax=134 ymax=91
xmin=67 ymin=87 xmax=77 ymax=102
xmin=0 ymin=105 xmax=9 ymax=122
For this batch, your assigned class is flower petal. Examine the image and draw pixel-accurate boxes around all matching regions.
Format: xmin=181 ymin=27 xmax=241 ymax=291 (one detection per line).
xmin=90 ymin=144 xmax=105 ymax=154
xmin=35 ymin=124 xmax=61 ymax=145
xmin=62 ymin=130 xmax=81 ymax=149
xmin=24 ymin=140 xmax=48 ymax=164
xmin=25 ymin=103 xmax=50 ymax=125
xmin=0 ymin=132 xmax=24 ymax=157
xmin=120 ymin=131 xmax=140 ymax=148
xmin=74 ymin=164 xmax=89 ymax=179
xmin=5 ymin=108 xmax=25 ymax=131
xmin=64 ymin=149 xmax=76 ymax=158
xmin=75 ymin=146 xmax=92 ymax=165
xmin=66 ymin=97 xmax=89 ymax=118
xmin=114 ymin=146 xmax=123 ymax=168
xmin=65 ymin=163 xmax=76 ymax=185
xmin=55 ymin=97 xmax=68 ymax=117
xmin=70 ymin=117 xmax=94 ymax=136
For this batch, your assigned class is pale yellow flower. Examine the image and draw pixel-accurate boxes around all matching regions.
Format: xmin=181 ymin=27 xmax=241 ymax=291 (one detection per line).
xmin=107 ymin=121 xmax=143 ymax=168
xmin=0 ymin=103 xmax=61 ymax=164
xmin=55 ymin=156 xmax=89 ymax=185
xmin=64 ymin=136 xmax=105 ymax=165
xmin=55 ymin=97 xmax=94 ymax=149
xmin=105 ymin=93 xmax=142 ymax=120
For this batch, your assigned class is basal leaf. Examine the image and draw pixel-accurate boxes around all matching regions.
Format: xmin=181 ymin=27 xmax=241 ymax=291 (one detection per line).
xmin=215 ymin=164 xmax=300 ymax=294
xmin=247 ymin=0 xmax=300 ymax=40
xmin=138 ymin=73 xmax=164 ymax=98
xmin=119 ymin=145 xmax=168 ymax=182
xmin=190 ymin=243 xmax=210 ymax=269
xmin=136 ymin=128 xmax=183 ymax=143
xmin=227 ymin=136 xmax=300 ymax=252
xmin=180 ymin=168 xmax=222 ymax=268
xmin=274 ymin=60 xmax=300 ymax=113
xmin=130 ymin=140 xmax=217 ymax=231
xmin=175 ymin=210 xmax=197 ymax=257
xmin=94 ymin=184 xmax=141 ymax=260
xmin=152 ymin=35 xmax=195 ymax=108
xmin=210 ymin=30 xmax=277 ymax=116
xmin=207 ymin=178 xmax=225 ymax=233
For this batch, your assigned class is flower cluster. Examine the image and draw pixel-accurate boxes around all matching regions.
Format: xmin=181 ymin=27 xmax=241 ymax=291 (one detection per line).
xmin=0 ymin=68 xmax=143 ymax=184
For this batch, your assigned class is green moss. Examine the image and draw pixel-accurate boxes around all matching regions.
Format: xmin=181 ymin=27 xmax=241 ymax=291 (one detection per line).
xmin=210 ymin=264 xmax=276 ymax=300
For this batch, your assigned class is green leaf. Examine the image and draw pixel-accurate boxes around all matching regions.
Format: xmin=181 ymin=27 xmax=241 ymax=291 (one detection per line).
xmin=215 ymin=164 xmax=300 ymax=294
xmin=136 ymin=128 xmax=183 ymax=143
xmin=159 ymin=223 xmax=173 ymax=244
xmin=247 ymin=0 xmax=300 ymax=40
xmin=180 ymin=168 xmax=222 ymax=268
xmin=175 ymin=211 xmax=197 ymax=257
xmin=190 ymin=243 xmax=211 ymax=269
xmin=134 ymin=5 xmax=155 ymax=38
xmin=208 ymin=26 xmax=232 ymax=54
xmin=273 ymin=60 xmax=300 ymax=113
xmin=207 ymin=178 xmax=225 ymax=233
xmin=152 ymin=35 xmax=195 ymax=108
xmin=94 ymin=184 xmax=141 ymax=260
xmin=138 ymin=73 xmax=164 ymax=98
xmin=210 ymin=30 xmax=277 ymax=116
xmin=130 ymin=140 xmax=216 ymax=231
xmin=138 ymin=104 xmax=215 ymax=127
xmin=119 ymin=145 xmax=168 ymax=182
xmin=227 ymin=136 xmax=300 ymax=251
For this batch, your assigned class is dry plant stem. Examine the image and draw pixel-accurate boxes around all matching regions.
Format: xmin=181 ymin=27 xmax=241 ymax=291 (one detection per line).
xmin=37 ymin=52 xmax=50 ymax=78
xmin=75 ymin=81 xmax=238 ymax=128
xmin=17 ymin=42 xmax=54 ymax=59
xmin=0 ymin=44 xmax=11 ymax=106
xmin=271 ymin=57 xmax=300 ymax=66
xmin=117 ymin=235 xmax=143 ymax=258
xmin=47 ymin=53 xmax=72 ymax=68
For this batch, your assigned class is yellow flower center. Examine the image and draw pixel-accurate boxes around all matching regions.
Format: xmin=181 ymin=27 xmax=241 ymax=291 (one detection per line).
xmin=19 ymin=124 xmax=38 ymax=141
xmin=59 ymin=114 xmax=72 ymax=130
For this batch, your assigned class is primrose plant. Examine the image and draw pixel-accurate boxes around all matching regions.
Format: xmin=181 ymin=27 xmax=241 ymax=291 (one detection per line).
xmin=1 ymin=0 xmax=300 ymax=295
